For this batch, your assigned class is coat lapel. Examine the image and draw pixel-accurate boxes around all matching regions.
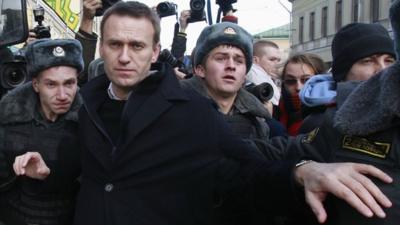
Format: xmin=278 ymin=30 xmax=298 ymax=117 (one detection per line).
xmin=80 ymin=75 xmax=114 ymax=169
xmin=116 ymin=64 xmax=189 ymax=158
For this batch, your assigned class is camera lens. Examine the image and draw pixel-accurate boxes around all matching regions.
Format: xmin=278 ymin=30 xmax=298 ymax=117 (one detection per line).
xmin=1 ymin=64 xmax=27 ymax=88
xmin=191 ymin=0 xmax=205 ymax=10
xmin=4 ymin=67 xmax=26 ymax=87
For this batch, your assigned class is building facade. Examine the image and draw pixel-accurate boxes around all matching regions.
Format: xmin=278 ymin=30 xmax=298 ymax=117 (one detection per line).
xmin=288 ymin=0 xmax=393 ymax=63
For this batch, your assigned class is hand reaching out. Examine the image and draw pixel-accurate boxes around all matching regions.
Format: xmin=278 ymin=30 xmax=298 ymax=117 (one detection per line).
xmin=13 ymin=152 xmax=50 ymax=180
xmin=295 ymin=162 xmax=393 ymax=223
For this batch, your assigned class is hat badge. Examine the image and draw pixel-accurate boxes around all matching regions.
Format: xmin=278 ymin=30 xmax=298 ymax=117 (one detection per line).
xmin=53 ymin=46 xmax=65 ymax=57
xmin=224 ymin=27 xmax=236 ymax=35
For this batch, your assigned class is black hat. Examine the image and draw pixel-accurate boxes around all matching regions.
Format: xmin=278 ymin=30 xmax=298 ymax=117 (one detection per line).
xmin=193 ymin=22 xmax=253 ymax=73
xmin=331 ymin=23 xmax=395 ymax=82
xmin=25 ymin=38 xmax=84 ymax=77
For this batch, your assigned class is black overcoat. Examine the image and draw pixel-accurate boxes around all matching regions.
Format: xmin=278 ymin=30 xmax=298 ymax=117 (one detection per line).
xmin=74 ymin=63 xmax=297 ymax=225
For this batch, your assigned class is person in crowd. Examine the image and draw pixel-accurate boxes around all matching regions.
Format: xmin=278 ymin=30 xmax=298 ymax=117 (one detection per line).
xmin=75 ymin=0 xmax=102 ymax=85
xmin=0 ymin=39 xmax=83 ymax=225
xmin=74 ymin=2 xmax=394 ymax=225
xmin=171 ymin=9 xmax=190 ymax=61
xmin=246 ymin=40 xmax=282 ymax=109
xmin=299 ymin=22 xmax=396 ymax=133
xmin=295 ymin=1 xmax=400 ymax=224
xmin=274 ymin=53 xmax=326 ymax=136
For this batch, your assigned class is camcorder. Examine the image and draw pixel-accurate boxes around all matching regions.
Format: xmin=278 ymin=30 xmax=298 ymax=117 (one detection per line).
xmin=158 ymin=49 xmax=190 ymax=78
xmin=95 ymin=0 xmax=122 ymax=17
xmin=187 ymin=0 xmax=206 ymax=23
xmin=0 ymin=54 xmax=28 ymax=97
xmin=0 ymin=7 xmax=52 ymax=97
xmin=216 ymin=0 xmax=237 ymax=15
xmin=245 ymin=82 xmax=274 ymax=103
xmin=31 ymin=6 xmax=50 ymax=39
xmin=156 ymin=2 xmax=178 ymax=18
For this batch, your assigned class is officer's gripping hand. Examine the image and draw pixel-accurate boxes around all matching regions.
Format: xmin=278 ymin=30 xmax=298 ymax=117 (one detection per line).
xmin=13 ymin=152 xmax=50 ymax=180
xmin=294 ymin=162 xmax=393 ymax=223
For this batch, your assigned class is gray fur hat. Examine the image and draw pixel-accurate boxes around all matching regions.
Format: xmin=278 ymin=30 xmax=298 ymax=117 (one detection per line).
xmin=193 ymin=22 xmax=253 ymax=73
xmin=25 ymin=38 xmax=84 ymax=77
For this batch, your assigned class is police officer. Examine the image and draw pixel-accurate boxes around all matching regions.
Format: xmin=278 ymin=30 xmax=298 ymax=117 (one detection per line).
xmin=298 ymin=1 xmax=400 ymax=224
xmin=0 ymin=39 xmax=83 ymax=225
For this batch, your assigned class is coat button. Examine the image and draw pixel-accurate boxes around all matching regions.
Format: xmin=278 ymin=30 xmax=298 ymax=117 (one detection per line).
xmin=104 ymin=183 xmax=114 ymax=192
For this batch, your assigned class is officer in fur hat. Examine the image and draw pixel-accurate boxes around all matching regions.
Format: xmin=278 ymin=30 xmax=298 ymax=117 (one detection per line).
xmin=0 ymin=38 xmax=83 ymax=225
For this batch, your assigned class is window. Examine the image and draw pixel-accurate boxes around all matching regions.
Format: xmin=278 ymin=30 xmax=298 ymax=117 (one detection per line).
xmin=321 ymin=7 xmax=328 ymax=37
xmin=299 ymin=16 xmax=304 ymax=43
xmin=371 ymin=0 xmax=379 ymax=22
xmin=309 ymin=12 xmax=315 ymax=40
xmin=335 ymin=0 xmax=342 ymax=31
xmin=352 ymin=0 xmax=359 ymax=22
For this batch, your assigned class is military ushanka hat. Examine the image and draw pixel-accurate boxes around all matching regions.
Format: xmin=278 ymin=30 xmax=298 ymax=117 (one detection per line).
xmin=25 ymin=38 xmax=84 ymax=77
xmin=193 ymin=22 xmax=253 ymax=73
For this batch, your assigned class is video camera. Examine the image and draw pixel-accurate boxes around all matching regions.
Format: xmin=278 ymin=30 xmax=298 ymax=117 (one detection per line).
xmin=31 ymin=6 xmax=51 ymax=39
xmin=0 ymin=54 xmax=28 ymax=97
xmin=156 ymin=2 xmax=178 ymax=18
xmin=187 ymin=0 xmax=206 ymax=23
xmin=216 ymin=0 xmax=237 ymax=15
xmin=245 ymin=82 xmax=274 ymax=103
xmin=158 ymin=49 xmax=190 ymax=78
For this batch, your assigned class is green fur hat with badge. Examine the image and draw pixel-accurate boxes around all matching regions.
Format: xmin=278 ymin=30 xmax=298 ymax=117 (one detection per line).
xmin=193 ymin=22 xmax=253 ymax=73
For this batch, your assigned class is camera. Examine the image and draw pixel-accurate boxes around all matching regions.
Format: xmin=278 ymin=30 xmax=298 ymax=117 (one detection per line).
xmin=188 ymin=0 xmax=206 ymax=23
xmin=158 ymin=49 xmax=190 ymax=77
xmin=95 ymin=0 xmax=121 ymax=17
xmin=156 ymin=2 xmax=177 ymax=18
xmin=245 ymin=82 xmax=274 ymax=103
xmin=216 ymin=0 xmax=237 ymax=15
xmin=0 ymin=54 xmax=28 ymax=97
xmin=31 ymin=6 xmax=51 ymax=39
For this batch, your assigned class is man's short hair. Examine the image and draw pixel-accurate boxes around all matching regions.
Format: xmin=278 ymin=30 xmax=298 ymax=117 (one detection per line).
xmin=253 ymin=40 xmax=279 ymax=57
xmin=100 ymin=1 xmax=161 ymax=46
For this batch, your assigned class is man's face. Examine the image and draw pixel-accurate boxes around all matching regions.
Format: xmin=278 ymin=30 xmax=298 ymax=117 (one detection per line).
xmin=346 ymin=54 xmax=395 ymax=81
xmin=254 ymin=46 xmax=281 ymax=77
xmin=32 ymin=66 xmax=78 ymax=121
xmin=195 ymin=45 xmax=247 ymax=99
xmin=283 ymin=62 xmax=314 ymax=95
xmin=100 ymin=15 xmax=160 ymax=97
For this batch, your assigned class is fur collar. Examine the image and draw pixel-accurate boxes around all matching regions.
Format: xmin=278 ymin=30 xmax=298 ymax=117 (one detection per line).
xmin=180 ymin=76 xmax=270 ymax=118
xmin=334 ymin=62 xmax=400 ymax=135
xmin=0 ymin=82 xmax=82 ymax=125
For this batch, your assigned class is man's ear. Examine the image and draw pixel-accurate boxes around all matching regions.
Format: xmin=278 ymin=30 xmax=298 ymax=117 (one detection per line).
xmin=32 ymin=78 xmax=39 ymax=93
xmin=253 ymin=56 xmax=260 ymax=64
xmin=194 ymin=65 xmax=206 ymax=78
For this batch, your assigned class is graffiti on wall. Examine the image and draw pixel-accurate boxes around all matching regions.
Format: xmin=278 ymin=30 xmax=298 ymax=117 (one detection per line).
xmin=43 ymin=0 xmax=80 ymax=31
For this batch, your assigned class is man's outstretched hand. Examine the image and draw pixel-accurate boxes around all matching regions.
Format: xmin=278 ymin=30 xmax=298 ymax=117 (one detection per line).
xmin=295 ymin=162 xmax=393 ymax=223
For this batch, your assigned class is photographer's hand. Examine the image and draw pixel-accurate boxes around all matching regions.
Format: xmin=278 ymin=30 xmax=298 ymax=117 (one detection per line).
xmin=25 ymin=31 xmax=37 ymax=46
xmin=179 ymin=10 xmax=191 ymax=33
xmin=80 ymin=0 xmax=102 ymax=34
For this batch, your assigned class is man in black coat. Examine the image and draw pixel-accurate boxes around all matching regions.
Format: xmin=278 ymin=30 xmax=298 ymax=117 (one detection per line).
xmin=75 ymin=2 xmax=394 ymax=225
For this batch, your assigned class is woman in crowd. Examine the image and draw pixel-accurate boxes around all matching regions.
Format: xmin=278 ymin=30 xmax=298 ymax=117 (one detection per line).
xmin=274 ymin=53 xmax=326 ymax=136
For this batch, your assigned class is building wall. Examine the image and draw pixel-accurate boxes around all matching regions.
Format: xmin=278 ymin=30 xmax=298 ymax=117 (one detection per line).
xmin=288 ymin=0 xmax=392 ymax=63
